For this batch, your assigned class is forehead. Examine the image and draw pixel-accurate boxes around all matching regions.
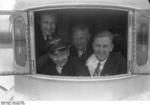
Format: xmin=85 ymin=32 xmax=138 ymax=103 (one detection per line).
xmin=93 ymin=36 xmax=112 ymax=45
xmin=73 ymin=30 xmax=88 ymax=37
xmin=41 ymin=14 xmax=55 ymax=21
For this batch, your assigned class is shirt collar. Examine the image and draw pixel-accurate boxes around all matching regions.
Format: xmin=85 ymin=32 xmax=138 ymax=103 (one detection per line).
xmin=56 ymin=65 xmax=63 ymax=74
xmin=43 ymin=33 xmax=52 ymax=40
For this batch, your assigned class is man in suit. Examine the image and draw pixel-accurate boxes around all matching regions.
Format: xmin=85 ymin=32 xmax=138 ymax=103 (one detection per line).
xmin=38 ymin=38 xmax=90 ymax=76
xmin=86 ymin=30 xmax=127 ymax=76
xmin=69 ymin=24 xmax=93 ymax=63
xmin=35 ymin=12 xmax=57 ymax=73
xmin=35 ymin=12 xmax=57 ymax=58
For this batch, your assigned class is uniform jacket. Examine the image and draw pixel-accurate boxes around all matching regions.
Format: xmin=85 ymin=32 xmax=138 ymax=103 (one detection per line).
xmin=38 ymin=57 xmax=90 ymax=76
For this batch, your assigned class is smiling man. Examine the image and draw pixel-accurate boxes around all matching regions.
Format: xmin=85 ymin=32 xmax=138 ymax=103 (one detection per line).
xmin=39 ymin=38 xmax=90 ymax=76
xmin=35 ymin=12 xmax=57 ymax=59
xmin=86 ymin=30 xmax=127 ymax=76
xmin=69 ymin=24 xmax=93 ymax=63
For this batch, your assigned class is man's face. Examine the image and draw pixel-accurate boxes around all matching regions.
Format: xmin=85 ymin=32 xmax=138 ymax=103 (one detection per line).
xmin=93 ymin=36 xmax=113 ymax=61
xmin=40 ymin=14 xmax=56 ymax=37
xmin=72 ymin=30 xmax=90 ymax=51
xmin=50 ymin=49 xmax=69 ymax=67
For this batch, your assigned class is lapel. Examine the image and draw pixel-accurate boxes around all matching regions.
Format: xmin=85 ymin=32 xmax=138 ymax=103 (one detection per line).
xmin=52 ymin=65 xmax=60 ymax=75
xmin=100 ymin=53 xmax=117 ymax=76
xmin=61 ymin=60 xmax=72 ymax=76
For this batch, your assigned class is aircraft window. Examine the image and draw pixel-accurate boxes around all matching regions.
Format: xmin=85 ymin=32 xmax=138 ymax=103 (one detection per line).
xmin=0 ymin=15 xmax=12 ymax=45
xmin=14 ymin=16 xmax=27 ymax=67
xmin=34 ymin=9 xmax=128 ymax=76
xmin=136 ymin=15 xmax=149 ymax=66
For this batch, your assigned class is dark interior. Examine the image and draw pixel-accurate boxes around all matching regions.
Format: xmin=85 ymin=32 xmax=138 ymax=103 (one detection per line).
xmin=34 ymin=8 xmax=128 ymax=58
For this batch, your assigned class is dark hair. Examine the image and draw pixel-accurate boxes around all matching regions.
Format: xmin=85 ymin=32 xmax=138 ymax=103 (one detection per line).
xmin=93 ymin=30 xmax=114 ymax=43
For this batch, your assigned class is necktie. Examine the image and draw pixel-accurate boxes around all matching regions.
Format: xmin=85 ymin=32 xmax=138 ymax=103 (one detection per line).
xmin=93 ymin=62 xmax=101 ymax=76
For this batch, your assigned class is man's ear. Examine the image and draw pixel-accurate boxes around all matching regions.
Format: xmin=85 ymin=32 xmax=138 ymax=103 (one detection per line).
xmin=111 ymin=44 xmax=114 ymax=52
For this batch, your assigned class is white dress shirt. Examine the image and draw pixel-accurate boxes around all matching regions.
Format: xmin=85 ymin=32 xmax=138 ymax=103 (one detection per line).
xmin=86 ymin=54 xmax=107 ymax=76
xmin=43 ymin=33 xmax=52 ymax=41
xmin=56 ymin=66 xmax=63 ymax=74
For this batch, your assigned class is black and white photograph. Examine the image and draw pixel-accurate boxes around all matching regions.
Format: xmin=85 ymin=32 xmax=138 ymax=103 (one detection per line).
xmin=1 ymin=0 xmax=150 ymax=102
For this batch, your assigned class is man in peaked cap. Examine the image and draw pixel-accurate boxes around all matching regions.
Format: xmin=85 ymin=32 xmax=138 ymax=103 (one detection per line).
xmin=37 ymin=38 xmax=90 ymax=76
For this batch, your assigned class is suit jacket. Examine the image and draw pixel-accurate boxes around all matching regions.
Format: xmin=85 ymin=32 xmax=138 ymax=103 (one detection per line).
xmin=36 ymin=53 xmax=53 ymax=74
xmin=100 ymin=52 xmax=127 ymax=76
xmin=35 ymin=26 xmax=47 ymax=58
xmin=35 ymin=25 xmax=58 ymax=72
xmin=38 ymin=57 xmax=90 ymax=76
xmin=35 ymin=25 xmax=57 ymax=58
xmin=69 ymin=44 xmax=93 ymax=63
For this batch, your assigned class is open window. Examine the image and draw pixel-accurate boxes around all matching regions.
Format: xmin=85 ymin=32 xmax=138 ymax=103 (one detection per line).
xmin=34 ymin=8 xmax=128 ymax=76
xmin=132 ymin=10 xmax=150 ymax=74
xmin=0 ymin=11 xmax=31 ymax=75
